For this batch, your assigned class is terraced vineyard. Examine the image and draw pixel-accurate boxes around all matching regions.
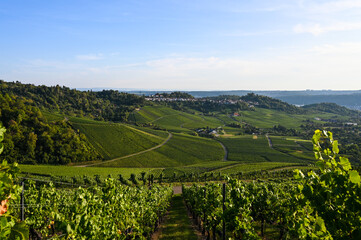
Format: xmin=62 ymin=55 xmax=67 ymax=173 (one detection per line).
xmin=38 ymin=103 xmax=354 ymax=181
xmin=269 ymin=136 xmax=315 ymax=161
xmin=235 ymin=108 xmax=346 ymax=129
xmin=218 ymin=135 xmax=311 ymax=163
xmin=96 ymin=133 xmax=225 ymax=168
xmin=72 ymin=122 xmax=167 ymax=160
xmin=129 ymin=106 xmax=227 ymax=132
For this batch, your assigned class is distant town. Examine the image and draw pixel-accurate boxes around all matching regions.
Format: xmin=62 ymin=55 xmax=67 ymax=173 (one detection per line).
xmin=145 ymin=94 xmax=259 ymax=108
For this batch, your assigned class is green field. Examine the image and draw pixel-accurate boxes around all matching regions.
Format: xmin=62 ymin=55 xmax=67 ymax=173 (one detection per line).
xmin=219 ymin=135 xmax=311 ymax=163
xmin=95 ymin=133 xmax=225 ymax=168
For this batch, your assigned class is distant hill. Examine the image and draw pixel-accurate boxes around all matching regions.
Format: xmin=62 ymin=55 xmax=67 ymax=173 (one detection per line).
xmin=302 ymin=103 xmax=361 ymax=117
xmin=239 ymin=93 xmax=302 ymax=113
xmin=278 ymin=94 xmax=361 ymax=111
xmin=119 ymin=89 xmax=361 ymax=98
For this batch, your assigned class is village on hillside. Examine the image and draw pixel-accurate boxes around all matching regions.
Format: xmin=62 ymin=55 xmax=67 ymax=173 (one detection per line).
xmin=145 ymin=94 xmax=259 ymax=108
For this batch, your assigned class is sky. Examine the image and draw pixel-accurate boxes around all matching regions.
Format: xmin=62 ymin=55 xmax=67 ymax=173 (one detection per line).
xmin=1 ymin=0 xmax=361 ymax=90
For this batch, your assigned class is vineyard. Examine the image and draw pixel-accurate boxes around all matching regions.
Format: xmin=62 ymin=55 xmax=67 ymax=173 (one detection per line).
xmin=235 ymin=108 xmax=343 ymax=129
xmin=129 ymin=106 xmax=229 ymax=132
xmin=96 ymin=133 xmax=224 ymax=168
xmin=183 ymin=130 xmax=361 ymax=239
xmin=2 ymin=162 xmax=173 ymax=239
xmin=19 ymin=179 xmax=172 ymax=239
xmin=218 ymin=135 xmax=311 ymax=163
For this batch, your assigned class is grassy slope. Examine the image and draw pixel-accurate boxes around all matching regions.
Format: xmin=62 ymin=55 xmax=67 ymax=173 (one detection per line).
xmin=71 ymin=122 xmax=166 ymax=160
xmin=218 ymin=135 xmax=311 ymax=163
xmin=96 ymin=133 xmax=225 ymax=168
xmin=130 ymin=106 xmax=226 ymax=132
xmin=43 ymin=112 xmax=172 ymax=161
xmin=236 ymin=108 xmax=346 ymax=129
xmin=269 ymin=136 xmax=315 ymax=161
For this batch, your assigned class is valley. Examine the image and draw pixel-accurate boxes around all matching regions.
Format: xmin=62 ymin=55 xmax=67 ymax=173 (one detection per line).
xmin=10 ymin=86 xmax=359 ymax=182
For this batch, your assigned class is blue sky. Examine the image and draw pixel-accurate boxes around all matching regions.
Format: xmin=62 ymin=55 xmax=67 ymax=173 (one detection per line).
xmin=1 ymin=0 xmax=361 ymax=90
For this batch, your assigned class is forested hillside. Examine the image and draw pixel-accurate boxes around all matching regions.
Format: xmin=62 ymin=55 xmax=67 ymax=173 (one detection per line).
xmin=240 ymin=93 xmax=303 ymax=113
xmin=0 ymin=94 xmax=101 ymax=164
xmin=0 ymin=80 xmax=144 ymax=122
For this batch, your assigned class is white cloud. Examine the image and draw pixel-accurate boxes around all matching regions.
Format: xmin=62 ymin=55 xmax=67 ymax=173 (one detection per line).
xmin=76 ymin=54 xmax=103 ymax=61
xmin=293 ymin=22 xmax=361 ymax=35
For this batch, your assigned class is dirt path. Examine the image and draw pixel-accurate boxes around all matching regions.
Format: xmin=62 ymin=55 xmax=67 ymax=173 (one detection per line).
xmin=153 ymin=195 xmax=201 ymax=240
xmin=77 ymin=132 xmax=173 ymax=167
xmin=173 ymin=186 xmax=182 ymax=194
xmin=217 ymin=141 xmax=228 ymax=161
xmin=266 ymin=134 xmax=273 ymax=148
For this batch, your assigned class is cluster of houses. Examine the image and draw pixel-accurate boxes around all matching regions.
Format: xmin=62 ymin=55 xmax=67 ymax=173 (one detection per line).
xmin=145 ymin=94 xmax=259 ymax=107
xmin=145 ymin=95 xmax=196 ymax=102
xmin=195 ymin=127 xmax=223 ymax=137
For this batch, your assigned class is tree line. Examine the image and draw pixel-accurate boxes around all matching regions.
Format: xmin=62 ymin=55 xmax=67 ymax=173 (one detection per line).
xmin=0 ymin=80 xmax=145 ymax=122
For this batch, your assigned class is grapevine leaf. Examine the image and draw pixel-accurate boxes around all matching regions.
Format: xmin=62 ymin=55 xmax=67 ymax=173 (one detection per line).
xmin=327 ymin=131 xmax=333 ymax=140
xmin=294 ymin=169 xmax=304 ymax=180
xmin=332 ymin=140 xmax=339 ymax=154
xmin=339 ymin=157 xmax=351 ymax=171
xmin=0 ymin=127 xmax=5 ymax=142
xmin=315 ymin=216 xmax=326 ymax=233
xmin=66 ymin=224 xmax=73 ymax=234
xmin=316 ymin=161 xmax=325 ymax=171
xmin=349 ymin=170 xmax=361 ymax=184
xmin=9 ymin=221 xmax=29 ymax=240
xmin=0 ymin=216 xmax=7 ymax=228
